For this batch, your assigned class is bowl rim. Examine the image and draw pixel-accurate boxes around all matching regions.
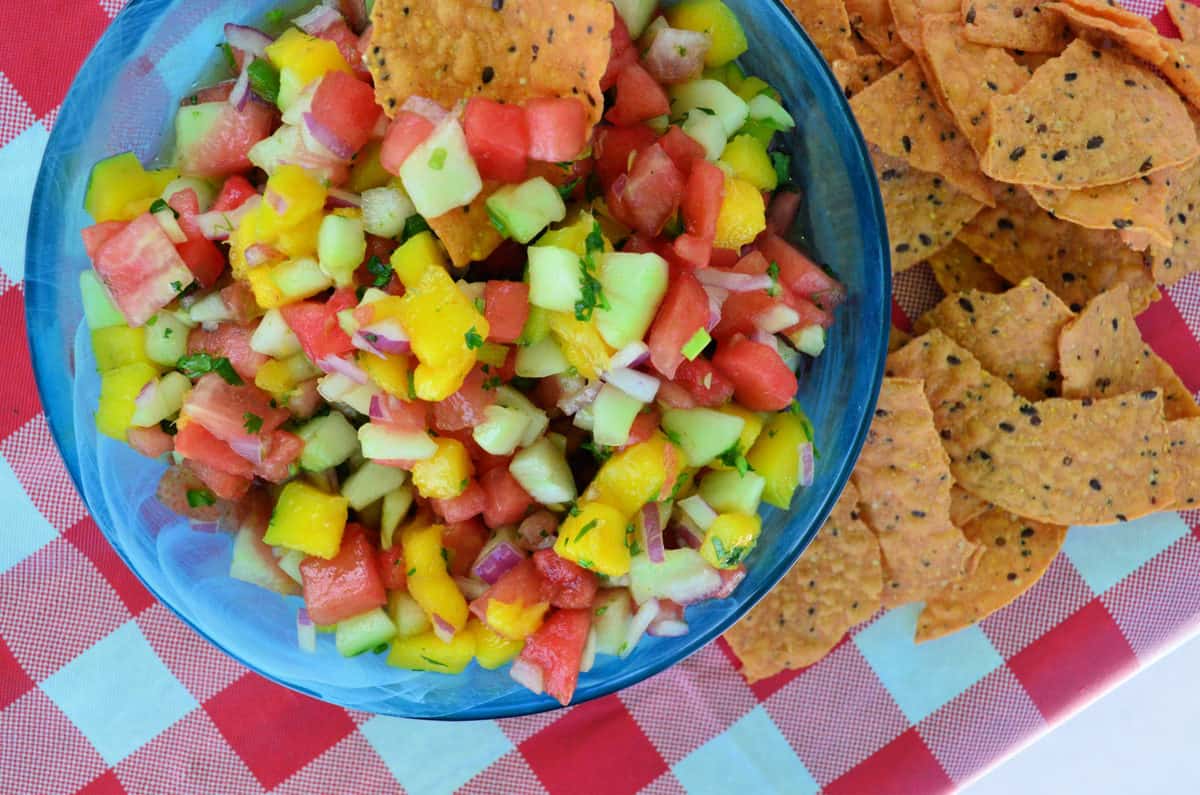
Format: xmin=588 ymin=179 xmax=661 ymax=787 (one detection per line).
xmin=25 ymin=0 xmax=891 ymax=720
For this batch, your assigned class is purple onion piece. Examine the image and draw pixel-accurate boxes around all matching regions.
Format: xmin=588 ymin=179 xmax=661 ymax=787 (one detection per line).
xmin=317 ymin=354 xmax=368 ymax=384
xmin=294 ymin=4 xmax=343 ymax=34
xmin=696 ymin=268 xmax=774 ymax=292
xmin=517 ymin=512 xmax=558 ymax=551
xmin=229 ymin=63 xmax=251 ymax=111
xmin=432 ymin=614 xmax=456 ymax=643
xmin=224 ymin=23 xmax=272 ymax=59
xmin=641 ymin=503 xmax=665 ymax=563
xmin=798 ymin=441 xmax=815 ymax=487
xmin=471 ymin=541 xmax=525 ymax=585
xmin=303 ymin=112 xmax=356 ymax=160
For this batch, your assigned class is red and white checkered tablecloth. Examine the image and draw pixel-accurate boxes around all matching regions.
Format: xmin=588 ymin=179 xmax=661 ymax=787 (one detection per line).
xmin=2 ymin=1 xmax=1199 ymax=793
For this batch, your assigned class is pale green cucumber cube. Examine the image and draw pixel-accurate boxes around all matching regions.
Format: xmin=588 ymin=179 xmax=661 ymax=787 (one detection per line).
xmin=335 ymin=607 xmax=396 ymax=657
xmin=318 ymin=214 xmax=367 ymax=287
xmin=80 ymin=270 xmax=125 ymax=330
xmin=592 ymin=383 xmax=644 ymax=447
xmin=297 ymin=412 xmax=360 ymax=471
xmin=698 ymin=468 xmax=765 ymax=515
xmin=670 ymin=80 xmax=749 ymax=136
xmin=472 ymin=404 xmax=532 ymax=456
xmin=272 ymin=257 xmax=332 ymax=302
xmin=381 ymin=484 xmax=415 ymax=549
xmin=485 ymin=177 xmax=566 ymax=244
xmin=662 ymin=407 xmax=746 ymax=467
xmin=341 ymin=460 xmax=409 ymax=510
xmin=510 ymin=437 xmax=577 ymax=504
xmin=144 ymin=312 xmax=190 ymax=366
xmin=527 ymin=245 xmax=583 ymax=312
xmin=250 ymin=308 xmax=303 ymax=358
xmin=681 ymin=108 xmax=728 ymax=161
xmin=399 ymin=119 xmax=482 ymax=219
xmin=595 ymin=252 xmax=669 ymax=349
xmin=515 ymin=336 xmax=570 ymax=378
xmin=362 ymin=185 xmax=415 ymax=238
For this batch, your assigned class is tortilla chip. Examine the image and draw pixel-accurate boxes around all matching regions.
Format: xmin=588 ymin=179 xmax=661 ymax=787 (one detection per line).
xmin=1169 ymin=419 xmax=1200 ymax=508
xmin=962 ymin=0 xmax=1071 ymax=53
xmin=887 ymin=329 xmax=1177 ymax=525
xmin=1046 ymin=3 xmax=1168 ymax=65
xmin=1058 ymin=284 xmax=1200 ymax=420
xmin=982 ymin=40 xmax=1198 ymax=189
xmin=1168 ymin=0 xmax=1200 ymax=41
xmin=1008 ymin=49 xmax=1054 ymax=70
xmin=1026 ymin=170 xmax=1174 ymax=248
xmin=782 ymin=0 xmax=859 ymax=63
xmin=724 ymin=481 xmax=882 ymax=681
xmin=1052 ymin=0 xmax=1157 ymax=31
xmin=920 ymin=14 xmax=1032 ymax=156
xmin=950 ymin=485 xmax=991 ymax=525
xmin=368 ymin=0 xmax=613 ymax=124
xmin=889 ymin=0 xmax=961 ymax=49
xmin=871 ymin=148 xmax=984 ymax=271
xmin=851 ymin=59 xmax=995 ymax=205
xmin=1161 ymin=39 xmax=1200 ymax=112
xmin=927 ymin=239 xmax=1010 ymax=294
xmin=1150 ymin=157 xmax=1200 ymax=284
xmin=851 ymin=378 xmax=981 ymax=606
xmin=956 ymin=185 xmax=1159 ymax=313
xmin=845 ymin=0 xmax=915 ymax=62
xmin=832 ymin=54 xmax=895 ymax=98
xmin=915 ymin=277 xmax=1073 ymax=400
xmin=916 ymin=508 xmax=1066 ymax=642
xmin=426 ymin=186 xmax=504 ymax=267
xmin=889 ymin=324 xmax=913 ymax=352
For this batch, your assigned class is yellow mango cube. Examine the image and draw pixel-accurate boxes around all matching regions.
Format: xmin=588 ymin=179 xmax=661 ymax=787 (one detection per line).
xmin=361 ymin=352 xmax=413 ymax=398
xmin=710 ymin=404 xmax=765 ymax=471
xmin=547 ymin=311 xmax=612 ymax=380
xmin=91 ymin=326 xmax=151 ymax=373
xmin=665 ymin=0 xmax=748 ymax=66
xmin=584 ymin=433 xmax=681 ymax=517
xmin=720 ymin=135 xmax=777 ymax=191
xmin=484 ymin=598 xmax=549 ymax=641
xmin=470 ymin=619 xmax=525 ymax=669
xmin=390 ymin=231 xmax=446 ymax=286
xmin=554 ymin=501 xmax=631 ymax=577
xmin=387 ymin=629 xmax=476 ymax=674
xmin=244 ymin=267 xmax=286 ymax=310
xmin=84 ymin=152 xmax=178 ymax=222
xmin=401 ymin=522 xmax=470 ymax=637
xmin=262 ymin=165 xmax=327 ymax=230
xmin=347 ymin=141 xmax=393 ymax=193
xmin=265 ymin=29 xmax=351 ymax=87
xmin=713 ymin=177 xmax=766 ymax=249
xmin=263 ymin=481 xmax=349 ymax=559
xmin=536 ymin=211 xmax=611 ymax=256
xmin=746 ymin=409 xmax=810 ymax=509
xmin=700 ymin=512 xmax=762 ymax=569
xmin=411 ymin=438 xmax=473 ymax=499
xmin=96 ymin=362 xmax=159 ymax=440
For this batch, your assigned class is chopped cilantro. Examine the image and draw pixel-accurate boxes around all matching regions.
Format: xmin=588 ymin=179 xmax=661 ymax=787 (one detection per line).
xmin=419 ymin=655 xmax=447 ymax=667
xmin=177 ymin=353 xmax=244 ymax=385
xmin=247 ymin=59 xmax=280 ymax=104
xmin=556 ymin=161 xmax=574 ymax=172
xmin=617 ymin=641 xmax=629 ymax=655
xmin=669 ymin=471 xmax=689 ymax=499
xmin=574 ymin=221 xmax=610 ymax=321
xmin=481 ymin=375 xmax=502 ymax=391
xmin=695 ymin=106 xmax=716 ymax=115
xmin=557 ymin=177 xmax=581 ymax=199
xmin=567 ymin=501 xmax=582 ymax=517
xmin=710 ymin=536 xmax=749 ymax=568
xmin=265 ymin=8 xmax=285 ymax=25
xmin=575 ymin=519 xmax=599 ymax=542
xmin=595 ymin=605 xmax=608 ymax=616
xmin=366 ymin=255 xmax=393 ymax=288
xmin=577 ymin=558 xmax=594 ymax=570
xmin=428 ymin=147 xmax=448 ymax=171
xmin=186 ymin=488 xmax=216 ymax=508
xmin=766 ymin=261 xmax=782 ymax=296
xmin=579 ymin=440 xmax=612 ymax=462
xmin=770 ymin=152 xmax=792 ymax=186
xmin=149 ymin=198 xmax=176 ymax=217
xmin=661 ymin=213 xmax=684 ymax=239
xmin=663 ymin=429 xmax=683 ymax=446
xmin=464 ymin=326 xmax=484 ymax=349
xmin=407 ymin=567 xmax=417 ymax=576
xmin=372 ymin=643 xmax=389 ymax=654
xmin=473 ymin=297 xmax=486 ymax=314
xmin=406 ymin=369 xmax=416 ymax=399
xmin=717 ymin=443 xmax=751 ymax=477
xmin=170 ymin=280 xmax=184 ymax=294
xmin=401 ymin=214 xmax=430 ymax=242
xmin=164 ymin=327 xmax=174 ymax=338
xmin=486 ymin=206 xmax=510 ymax=237
xmin=243 ymin=412 xmax=263 ymax=434
xmin=440 ymin=547 xmax=450 ymax=563
xmin=146 ymin=315 xmax=157 ymax=327
xmin=219 ymin=41 xmax=237 ymax=72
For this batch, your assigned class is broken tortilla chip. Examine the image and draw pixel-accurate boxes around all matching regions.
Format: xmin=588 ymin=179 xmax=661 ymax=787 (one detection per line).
xmin=871 ymin=147 xmax=984 ymax=271
xmin=1057 ymin=283 xmax=1200 ymax=420
xmin=961 ymin=0 xmax=1070 ymax=53
xmin=887 ymin=329 xmax=1177 ymax=525
xmin=950 ymin=485 xmax=992 ymax=526
xmin=982 ymin=40 xmax=1198 ymax=189
xmin=888 ymin=0 xmax=960 ymax=50
xmin=845 ymin=0 xmax=915 ymax=62
xmin=889 ymin=324 xmax=913 ymax=352
xmin=368 ymin=0 xmax=613 ymax=124
xmin=956 ymin=186 xmax=1159 ymax=313
xmin=1045 ymin=2 xmax=1168 ymax=65
xmin=1026 ymin=169 xmax=1174 ymax=249
xmin=851 ymin=378 xmax=981 ymax=607
xmin=426 ymin=186 xmax=504 ymax=267
xmin=832 ymin=54 xmax=895 ymax=98
xmin=1008 ymin=49 xmax=1054 ymax=70
xmin=916 ymin=508 xmax=1066 ymax=642
xmin=782 ymin=0 xmax=859 ymax=63
xmin=915 ymin=277 xmax=1073 ymax=400
xmin=1053 ymin=0 xmax=1157 ymax=31
xmin=724 ymin=481 xmax=882 ymax=682
xmin=920 ymin=14 xmax=1032 ymax=156
xmin=1169 ymin=0 xmax=1200 ymax=41
xmin=1160 ymin=39 xmax=1200 ymax=112
xmin=926 ymin=239 xmax=1010 ymax=294
xmin=1150 ymin=157 xmax=1200 ymax=284
xmin=1169 ymin=419 xmax=1200 ymax=509
xmin=851 ymin=59 xmax=996 ymax=205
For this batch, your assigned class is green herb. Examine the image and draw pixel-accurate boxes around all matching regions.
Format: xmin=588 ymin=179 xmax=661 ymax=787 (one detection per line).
xmin=420 ymin=655 xmax=447 ymax=667
xmin=695 ymin=106 xmax=717 ymax=115
xmin=595 ymin=605 xmax=608 ymax=616
xmin=574 ymin=221 xmax=610 ymax=321
xmin=766 ymin=260 xmax=781 ymax=296
xmin=428 ymin=147 xmax=448 ymax=171
xmin=146 ymin=315 xmax=158 ymax=327
xmin=710 ymin=536 xmax=749 ymax=568
xmin=164 ymin=327 xmax=174 ymax=338
xmin=770 ymin=151 xmax=792 ymax=186
xmin=440 ymin=547 xmax=450 ymax=563
xmin=247 ymin=58 xmax=280 ymax=104
xmin=407 ymin=567 xmax=417 ymax=576
xmin=149 ymin=198 xmax=177 ymax=217
xmin=265 ymin=9 xmax=285 ymax=25
xmin=577 ymin=558 xmax=594 ymax=570
xmin=186 ymin=488 xmax=216 ymax=508
xmin=406 ymin=369 xmax=417 ymax=399
xmin=243 ymin=412 xmax=263 ymax=434
xmin=170 ymin=280 xmax=184 ymax=294
xmin=401 ymin=214 xmax=430 ymax=242
xmin=626 ymin=529 xmax=642 ymax=556
xmin=186 ymin=94 xmax=199 ymax=105
xmin=473 ymin=297 xmax=486 ymax=314
xmin=661 ymin=213 xmax=684 ymax=239
xmin=669 ymin=471 xmax=689 ymax=499
xmin=219 ymin=42 xmax=237 ymax=72
xmin=567 ymin=501 xmax=582 ymax=517
xmin=717 ymin=443 xmax=751 ymax=477
xmin=575 ymin=519 xmax=599 ymax=542
xmin=372 ymin=643 xmax=389 ymax=655
xmin=617 ymin=641 xmax=629 ymax=655
xmin=557 ymin=161 xmax=574 ymax=172
xmin=663 ymin=429 xmax=683 ymax=446
xmin=510 ymin=376 xmax=537 ymax=392
xmin=159 ymin=418 xmax=178 ymax=436
xmin=579 ymin=441 xmax=612 ymax=462
xmin=177 ymin=353 xmax=244 ymax=385
xmin=557 ymin=177 xmax=581 ymax=199
xmin=482 ymin=375 xmax=502 ymax=391
xmin=464 ymin=326 xmax=484 ymax=350
xmin=356 ymin=284 xmax=369 ymax=302
xmin=366 ymin=255 xmax=393 ymax=288
xmin=486 ymin=206 xmax=510 ymax=237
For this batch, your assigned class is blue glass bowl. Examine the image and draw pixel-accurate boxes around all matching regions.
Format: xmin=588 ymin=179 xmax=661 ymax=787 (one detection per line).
xmin=25 ymin=0 xmax=889 ymax=719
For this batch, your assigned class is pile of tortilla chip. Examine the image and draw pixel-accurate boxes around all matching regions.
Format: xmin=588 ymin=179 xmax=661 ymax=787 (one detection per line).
xmin=727 ymin=0 xmax=1200 ymax=681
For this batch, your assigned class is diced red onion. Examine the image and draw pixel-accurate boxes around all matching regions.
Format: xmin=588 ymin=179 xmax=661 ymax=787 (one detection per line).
xmin=368 ymin=393 xmax=416 ymax=424
xmin=296 ymin=608 xmax=317 ymax=653
xmin=703 ymin=286 xmax=726 ymax=332
xmin=517 ymin=511 xmax=558 ymax=550
xmin=622 ymin=599 xmax=660 ymax=657
xmin=224 ymin=23 xmax=272 ymax=59
xmin=696 ymin=269 xmax=774 ymax=292
xmin=755 ymin=304 xmax=801 ymax=334
xmin=294 ymin=3 xmax=343 ymax=34
xmin=229 ymin=63 xmax=251 ymax=111
xmin=510 ymin=657 xmax=545 ymax=693
xmin=609 ymin=341 xmax=650 ymax=370
xmin=195 ymin=195 xmax=260 ymax=241
xmin=152 ymin=207 xmax=187 ymax=244
xmin=798 ymin=441 xmax=815 ymax=487
xmin=317 ymin=354 xmax=368 ymax=384
xmin=266 ymin=190 xmax=289 ymax=216
xmin=641 ymin=503 xmax=665 ymax=563
xmin=471 ymin=541 xmax=525 ymax=584
xmin=453 ymin=576 xmax=490 ymax=601
xmin=557 ymin=379 xmax=601 ymax=416
xmin=228 ymin=434 xmax=264 ymax=465
xmin=359 ymin=320 xmax=411 ymax=354
xmin=325 ymin=188 xmax=362 ymax=208
xmin=402 ymin=95 xmax=449 ymax=123
xmin=715 ymin=565 xmax=747 ymax=599
xmin=134 ymin=379 xmax=159 ymax=412
xmin=244 ymin=243 xmax=282 ymax=268
xmin=432 ymin=614 xmax=457 ymax=643
xmin=644 ymin=28 xmax=711 ymax=84
xmin=767 ymin=190 xmax=803 ymax=237
xmin=303 ymin=112 xmax=356 ymax=160
xmin=605 ymin=367 xmax=660 ymax=403
xmin=751 ymin=329 xmax=780 ymax=353
xmin=352 ymin=331 xmax=388 ymax=359
xmin=371 ymin=112 xmax=390 ymax=138
xmin=670 ymin=523 xmax=704 ymax=550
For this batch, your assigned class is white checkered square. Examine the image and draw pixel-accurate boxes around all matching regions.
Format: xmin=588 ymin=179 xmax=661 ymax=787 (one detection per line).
xmin=360 ymin=714 xmax=511 ymax=795
xmin=0 ymin=415 xmax=88 ymax=532
xmin=0 ymin=689 xmax=107 ymax=795
xmin=273 ymin=731 xmax=400 ymax=795
xmin=0 ymin=448 xmax=58 ymax=574
xmin=673 ymin=706 xmax=820 ymax=795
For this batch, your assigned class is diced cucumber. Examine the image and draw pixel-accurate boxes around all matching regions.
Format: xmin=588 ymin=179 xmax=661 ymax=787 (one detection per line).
xmin=144 ymin=312 xmax=189 ymax=366
xmin=747 ymin=93 xmax=795 ymax=131
xmin=250 ymin=308 xmax=303 ymax=358
xmin=230 ymin=525 xmax=301 ymax=596
xmin=358 ymin=422 xmax=438 ymax=461
xmin=612 ymin=0 xmax=658 ymax=36
xmin=592 ymin=383 xmax=644 ymax=447
xmin=272 ymin=257 xmax=333 ymax=302
xmin=527 ymin=245 xmax=583 ymax=312
xmin=515 ymin=336 xmax=570 ymax=378
xmin=677 ymin=494 xmax=718 ymax=532
xmin=495 ymin=386 xmax=549 ymax=447
xmin=277 ymin=548 xmax=306 ymax=584
xmin=646 ymin=114 xmax=670 ymax=133
xmin=485 ymin=177 xmax=567 ymax=244
xmin=318 ymin=213 xmax=367 ymax=287
xmin=399 ymin=118 xmax=482 ymax=219
xmin=362 ymin=185 xmax=415 ymax=238
xmin=472 ymin=404 xmax=532 ymax=456
xmin=186 ymin=292 xmax=233 ymax=325
xmin=518 ymin=304 xmax=552 ymax=346
xmin=786 ymin=324 xmax=826 ymax=357
xmin=80 ymin=271 xmax=126 ymax=330
xmin=341 ymin=460 xmax=409 ymax=510
xmin=332 ymin=379 xmax=381 ymax=417
xmin=595 ymin=252 xmax=669 ymax=349
xmin=630 ymin=548 xmax=723 ymax=605
xmin=662 ymin=408 xmax=745 ymax=467
xmin=682 ymin=109 xmax=728 ymax=162
xmin=572 ymin=403 xmax=595 ymax=431
xmin=316 ymin=372 xmax=357 ymax=404
xmin=275 ymin=67 xmax=306 ymax=112
xmin=669 ymin=80 xmax=749 ymax=136
xmin=698 ymin=468 xmax=765 ymax=515
xmin=680 ymin=327 xmax=712 ymax=360
xmin=381 ymin=484 xmax=415 ymax=549
xmin=129 ymin=371 xmax=191 ymax=427
xmin=388 ymin=591 xmax=431 ymax=639
xmin=173 ymin=103 xmax=226 ymax=171
xmin=592 ymin=589 xmax=635 ymax=656
xmin=297 ymin=412 xmax=360 ymax=471
xmin=161 ymin=176 xmax=217 ymax=211
xmin=510 ymin=437 xmax=577 ymax=504
xmin=335 ymin=607 xmax=396 ymax=657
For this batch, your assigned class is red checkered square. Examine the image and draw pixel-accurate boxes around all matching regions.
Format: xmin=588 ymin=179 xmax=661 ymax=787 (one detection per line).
xmin=137 ymin=602 xmax=245 ymax=701
xmin=1 ymin=415 xmax=88 ymax=532
xmin=1165 ymin=273 xmax=1200 ymax=345
xmin=114 ymin=709 xmax=263 ymax=795
xmin=0 ymin=72 xmax=37 ymax=149
xmin=460 ymin=749 xmax=549 ymax=795
xmin=99 ymin=0 xmax=129 ymax=19
xmin=824 ymin=729 xmax=953 ymax=795
xmin=892 ymin=262 xmax=943 ymax=322
xmin=641 ymin=771 xmax=688 ymax=794
xmin=0 ymin=689 xmax=107 ymax=795
xmin=77 ymin=771 xmax=126 ymax=795
xmin=1138 ymin=291 xmax=1200 ymax=392
xmin=0 ymin=286 xmax=42 ymax=439
xmin=916 ymin=666 xmax=1044 ymax=784
xmin=0 ymin=0 xmax=109 ymax=118
xmin=1102 ymin=533 xmax=1200 ymax=656
xmin=273 ymin=731 xmax=399 ymax=794
xmin=762 ymin=639 xmax=908 ymax=786
xmin=619 ymin=643 xmax=756 ymax=764
xmin=980 ymin=554 xmax=1093 ymax=658
xmin=0 ymin=538 xmax=129 ymax=680
xmin=1007 ymin=600 xmax=1138 ymax=721
xmin=204 ymin=671 xmax=356 ymax=791
xmin=64 ymin=516 xmax=155 ymax=615
xmin=497 ymin=706 xmax=571 ymax=744
xmin=520 ymin=696 xmax=666 ymax=795
xmin=0 ymin=635 xmax=33 ymax=710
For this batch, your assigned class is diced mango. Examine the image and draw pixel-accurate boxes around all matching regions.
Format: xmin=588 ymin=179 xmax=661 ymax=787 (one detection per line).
xmin=265 ymin=28 xmax=352 ymax=87
xmin=485 ymin=597 xmax=550 ymax=641
xmin=360 ymin=352 xmax=414 ymax=398
xmin=274 ymin=218 xmax=321 ymax=260
xmin=536 ymin=211 xmax=611 ymax=256
xmin=584 ymin=433 xmax=682 ymax=517
xmin=547 ymin=311 xmax=612 ymax=380
xmin=665 ymin=0 xmax=749 ymax=67
xmin=262 ymin=164 xmax=327 ymax=230
xmin=713 ymin=176 xmax=766 ymax=249
xmin=401 ymin=521 xmax=470 ymax=637
xmin=387 ymin=629 xmax=476 ymax=673
xmin=554 ymin=501 xmax=631 ymax=577
xmin=390 ymin=230 xmax=446 ymax=286
xmin=411 ymin=437 xmax=473 ymax=499
xmin=84 ymin=152 xmax=179 ymax=222
xmin=263 ymin=481 xmax=349 ymax=559
xmin=720 ymin=135 xmax=777 ymax=191
xmin=96 ymin=362 xmax=159 ymax=440
xmin=710 ymin=404 xmax=765 ymax=471
xmin=746 ymin=409 xmax=810 ymax=509
xmin=347 ymin=140 xmax=394 ymax=193
xmin=734 ymin=76 xmax=779 ymax=103
xmin=470 ymin=619 xmax=525 ymax=669
xmin=255 ymin=354 xmax=320 ymax=395
xmin=91 ymin=326 xmax=152 ymax=373
xmin=700 ymin=512 xmax=762 ymax=569
xmin=244 ymin=265 xmax=286 ymax=310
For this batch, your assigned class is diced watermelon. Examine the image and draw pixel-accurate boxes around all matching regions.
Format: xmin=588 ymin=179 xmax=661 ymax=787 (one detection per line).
xmin=525 ymin=98 xmax=588 ymax=162
xmin=483 ymin=281 xmax=529 ymax=344
xmin=756 ymin=233 xmax=845 ymax=308
xmin=672 ymin=356 xmax=734 ymax=406
xmin=600 ymin=13 xmax=637 ymax=91
xmin=623 ymin=408 xmax=661 ymax=448
xmin=432 ymin=366 xmax=496 ymax=431
xmin=280 ymin=289 xmax=356 ymax=362
xmin=81 ymin=221 xmax=128 ymax=259
xmin=659 ymin=125 xmax=707 ymax=174
xmin=93 ymin=213 xmax=195 ymax=327
xmin=470 ymin=557 xmax=547 ymax=619
xmin=169 ymin=188 xmax=227 ymax=287
xmin=300 ymin=525 xmax=387 ymax=625
xmin=127 ymin=424 xmax=174 ymax=458
xmin=647 ymin=270 xmax=708 ymax=379
xmin=606 ymin=63 xmax=670 ymax=127
xmin=182 ymin=373 xmax=289 ymax=451
xmin=532 ymin=550 xmax=597 ymax=609
xmin=187 ymin=322 xmax=269 ymax=381
xmin=211 ymin=175 xmax=258 ymax=212
xmin=380 ymin=111 xmax=435 ymax=175
xmin=187 ymin=458 xmax=252 ymax=501
xmin=711 ymin=290 xmax=780 ymax=341
xmin=594 ymin=124 xmax=658 ymax=190
xmin=431 ymin=481 xmax=488 ymax=526
xmin=440 ymin=517 xmax=489 ymax=576
xmin=608 ymin=143 xmax=684 ymax=237
xmin=174 ymin=420 xmax=255 ymax=478
xmin=254 ymin=430 xmax=304 ymax=483
xmin=463 ymin=98 xmax=530 ymax=184
xmin=177 ymin=100 xmax=275 ymax=178
xmin=377 ymin=544 xmax=407 ymax=590
xmin=316 ymin=20 xmax=368 ymax=78
xmin=310 ymin=70 xmax=381 ymax=156
xmin=480 ymin=465 xmax=533 ymax=528
xmin=711 ymin=334 xmax=798 ymax=411
xmin=517 ymin=607 xmax=590 ymax=704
